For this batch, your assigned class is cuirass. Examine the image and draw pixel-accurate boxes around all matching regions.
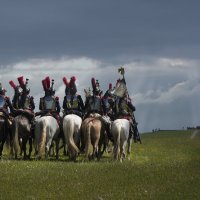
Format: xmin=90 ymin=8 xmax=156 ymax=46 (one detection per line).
xmin=0 ymin=95 xmax=5 ymax=109
xmin=44 ymin=96 xmax=56 ymax=110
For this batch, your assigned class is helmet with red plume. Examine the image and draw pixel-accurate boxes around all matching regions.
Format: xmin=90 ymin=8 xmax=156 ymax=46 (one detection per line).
xmin=91 ymin=77 xmax=102 ymax=95
xmin=69 ymin=76 xmax=77 ymax=95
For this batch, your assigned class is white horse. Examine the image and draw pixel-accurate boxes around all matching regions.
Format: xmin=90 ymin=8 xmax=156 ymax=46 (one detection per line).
xmin=63 ymin=114 xmax=82 ymax=161
xmin=112 ymin=118 xmax=132 ymax=161
xmin=34 ymin=116 xmax=60 ymax=160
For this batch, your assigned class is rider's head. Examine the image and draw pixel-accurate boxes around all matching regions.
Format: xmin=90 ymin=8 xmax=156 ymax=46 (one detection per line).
xmin=0 ymin=83 xmax=6 ymax=95
xmin=69 ymin=76 xmax=77 ymax=95
xmin=91 ymin=78 xmax=102 ymax=96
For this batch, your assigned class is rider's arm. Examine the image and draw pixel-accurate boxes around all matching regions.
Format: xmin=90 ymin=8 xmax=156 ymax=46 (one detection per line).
xmin=30 ymin=96 xmax=35 ymax=111
xmin=55 ymin=97 xmax=61 ymax=114
xmin=78 ymin=95 xmax=85 ymax=112
xmin=62 ymin=96 xmax=67 ymax=110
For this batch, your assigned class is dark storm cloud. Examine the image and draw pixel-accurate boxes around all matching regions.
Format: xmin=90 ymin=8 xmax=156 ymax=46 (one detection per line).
xmin=1 ymin=1 xmax=200 ymax=132
xmin=1 ymin=0 xmax=200 ymax=64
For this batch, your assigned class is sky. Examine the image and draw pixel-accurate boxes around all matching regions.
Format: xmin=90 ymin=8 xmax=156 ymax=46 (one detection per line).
xmin=0 ymin=0 xmax=200 ymax=132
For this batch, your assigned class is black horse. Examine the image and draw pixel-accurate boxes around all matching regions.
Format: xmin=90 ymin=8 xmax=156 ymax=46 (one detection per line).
xmin=0 ymin=113 xmax=11 ymax=159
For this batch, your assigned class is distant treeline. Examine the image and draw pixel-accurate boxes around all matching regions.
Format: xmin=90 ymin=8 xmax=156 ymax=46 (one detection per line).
xmin=152 ymin=126 xmax=200 ymax=132
xmin=187 ymin=126 xmax=200 ymax=130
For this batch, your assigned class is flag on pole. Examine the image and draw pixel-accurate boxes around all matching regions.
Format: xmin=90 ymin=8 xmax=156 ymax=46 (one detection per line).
xmin=118 ymin=67 xmax=125 ymax=75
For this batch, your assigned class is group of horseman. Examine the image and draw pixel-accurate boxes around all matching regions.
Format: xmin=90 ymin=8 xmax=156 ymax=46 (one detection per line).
xmin=0 ymin=70 xmax=141 ymax=147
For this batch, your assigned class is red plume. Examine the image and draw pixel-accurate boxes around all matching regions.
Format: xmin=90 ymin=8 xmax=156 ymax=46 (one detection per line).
xmin=69 ymin=76 xmax=76 ymax=87
xmin=91 ymin=77 xmax=96 ymax=88
xmin=17 ymin=76 xmax=25 ymax=87
xmin=45 ymin=76 xmax=50 ymax=89
xmin=63 ymin=77 xmax=69 ymax=86
xmin=71 ymin=76 xmax=76 ymax=82
xmin=42 ymin=79 xmax=47 ymax=91
xmin=9 ymin=80 xmax=17 ymax=90
xmin=109 ymin=83 xmax=112 ymax=90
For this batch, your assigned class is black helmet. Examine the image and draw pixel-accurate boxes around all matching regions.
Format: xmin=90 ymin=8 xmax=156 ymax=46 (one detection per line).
xmin=0 ymin=83 xmax=6 ymax=95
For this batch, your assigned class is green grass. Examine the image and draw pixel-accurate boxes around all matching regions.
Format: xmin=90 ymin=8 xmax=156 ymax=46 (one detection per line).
xmin=0 ymin=130 xmax=200 ymax=200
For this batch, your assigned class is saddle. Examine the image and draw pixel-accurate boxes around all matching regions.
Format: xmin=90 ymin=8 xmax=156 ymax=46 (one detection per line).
xmin=0 ymin=111 xmax=13 ymax=126
xmin=118 ymin=115 xmax=132 ymax=121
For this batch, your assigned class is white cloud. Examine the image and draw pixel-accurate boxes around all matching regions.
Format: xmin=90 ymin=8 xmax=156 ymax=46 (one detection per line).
xmin=134 ymin=79 xmax=200 ymax=105
xmin=1 ymin=55 xmax=200 ymax=132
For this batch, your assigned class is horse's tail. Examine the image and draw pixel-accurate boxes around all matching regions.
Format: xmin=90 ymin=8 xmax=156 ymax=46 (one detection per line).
xmin=38 ymin=119 xmax=47 ymax=158
xmin=64 ymin=118 xmax=79 ymax=158
xmin=85 ymin=121 xmax=92 ymax=159
xmin=113 ymin=122 xmax=121 ymax=160
xmin=12 ymin=118 xmax=20 ymax=158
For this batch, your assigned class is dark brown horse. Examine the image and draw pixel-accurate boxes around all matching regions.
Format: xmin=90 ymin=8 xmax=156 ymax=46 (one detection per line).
xmin=0 ymin=113 xmax=10 ymax=159
xmin=10 ymin=115 xmax=33 ymax=159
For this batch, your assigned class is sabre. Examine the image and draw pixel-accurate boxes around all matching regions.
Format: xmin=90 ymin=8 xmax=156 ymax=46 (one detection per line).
xmin=51 ymin=79 xmax=54 ymax=91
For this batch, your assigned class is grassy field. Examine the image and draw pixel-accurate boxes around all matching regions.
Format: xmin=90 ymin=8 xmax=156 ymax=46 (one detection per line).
xmin=0 ymin=130 xmax=200 ymax=200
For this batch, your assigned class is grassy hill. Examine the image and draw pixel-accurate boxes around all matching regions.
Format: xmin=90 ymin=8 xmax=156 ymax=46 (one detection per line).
xmin=0 ymin=130 xmax=199 ymax=200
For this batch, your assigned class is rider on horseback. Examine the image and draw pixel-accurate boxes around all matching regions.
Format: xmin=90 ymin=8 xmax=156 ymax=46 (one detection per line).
xmin=39 ymin=76 xmax=61 ymax=123
xmin=102 ymin=83 xmax=116 ymax=142
xmin=84 ymin=77 xmax=106 ymax=117
xmin=62 ymin=76 xmax=84 ymax=118
xmin=103 ymin=83 xmax=115 ymax=121
xmin=84 ymin=78 xmax=113 ymax=141
xmin=10 ymin=77 xmax=35 ymax=122
xmin=9 ymin=80 xmax=22 ymax=109
xmin=115 ymin=89 xmax=141 ymax=143
xmin=0 ymin=83 xmax=14 ymax=128
xmin=113 ymin=67 xmax=141 ymax=143
xmin=17 ymin=76 xmax=35 ymax=122
xmin=10 ymin=77 xmax=35 ymax=137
